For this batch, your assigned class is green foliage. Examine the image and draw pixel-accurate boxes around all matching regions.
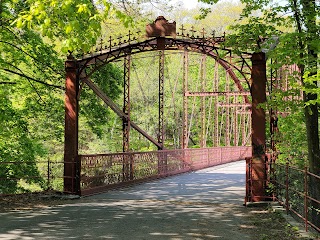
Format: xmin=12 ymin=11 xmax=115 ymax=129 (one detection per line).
xmin=0 ymin=0 xmax=126 ymax=192
xmin=0 ymin=88 xmax=44 ymax=193
xmin=224 ymin=17 xmax=281 ymax=54
xmin=276 ymin=111 xmax=308 ymax=166
xmin=15 ymin=0 xmax=133 ymax=53
xmin=303 ymin=71 xmax=320 ymax=105
xmin=80 ymin=63 xmax=123 ymax=138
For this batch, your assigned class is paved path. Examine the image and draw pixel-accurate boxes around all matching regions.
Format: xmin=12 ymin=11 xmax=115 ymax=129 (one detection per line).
xmin=0 ymin=161 xmax=253 ymax=240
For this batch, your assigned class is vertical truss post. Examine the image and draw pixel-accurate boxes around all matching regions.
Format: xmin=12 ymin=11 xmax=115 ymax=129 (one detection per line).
xmin=234 ymin=106 xmax=238 ymax=146
xmin=123 ymin=53 xmax=131 ymax=152
xmin=241 ymin=112 xmax=246 ymax=145
xmin=158 ymin=50 xmax=165 ymax=150
xmin=200 ymin=54 xmax=206 ymax=148
xmin=213 ymin=61 xmax=219 ymax=147
xmin=64 ymin=54 xmax=80 ymax=195
xmin=225 ymin=73 xmax=230 ymax=146
xmin=249 ymin=52 xmax=267 ymax=202
xmin=182 ymin=50 xmax=189 ymax=149
xmin=123 ymin=53 xmax=132 ymax=181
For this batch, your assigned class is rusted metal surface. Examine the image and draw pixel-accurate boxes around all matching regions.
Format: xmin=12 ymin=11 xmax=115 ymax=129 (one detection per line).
xmin=245 ymin=157 xmax=273 ymax=203
xmin=79 ymin=146 xmax=251 ymax=196
xmin=146 ymin=16 xmax=176 ymax=38
xmin=185 ymin=91 xmax=250 ymax=97
xmin=64 ymin=55 xmax=80 ymax=194
xmin=77 ymin=39 xmax=251 ymax=103
xmin=187 ymin=146 xmax=251 ymax=171
xmin=247 ymin=52 xmax=267 ymax=202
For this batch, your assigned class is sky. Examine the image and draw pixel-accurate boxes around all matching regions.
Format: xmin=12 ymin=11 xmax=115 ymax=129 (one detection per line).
xmin=182 ymin=0 xmax=198 ymax=9
xmin=170 ymin=0 xmax=199 ymax=9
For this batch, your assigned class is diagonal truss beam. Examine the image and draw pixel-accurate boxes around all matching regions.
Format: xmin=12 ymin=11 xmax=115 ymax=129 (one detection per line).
xmin=83 ymin=78 xmax=162 ymax=149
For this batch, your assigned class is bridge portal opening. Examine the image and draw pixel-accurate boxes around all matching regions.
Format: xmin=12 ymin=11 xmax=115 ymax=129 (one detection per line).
xmin=64 ymin=17 xmax=267 ymax=202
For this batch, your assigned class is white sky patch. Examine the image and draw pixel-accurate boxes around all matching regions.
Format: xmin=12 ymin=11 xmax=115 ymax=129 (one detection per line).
xmin=182 ymin=0 xmax=198 ymax=9
xmin=171 ymin=0 xmax=199 ymax=9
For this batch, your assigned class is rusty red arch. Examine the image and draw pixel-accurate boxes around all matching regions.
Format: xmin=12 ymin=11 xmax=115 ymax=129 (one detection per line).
xmin=76 ymin=37 xmax=251 ymax=103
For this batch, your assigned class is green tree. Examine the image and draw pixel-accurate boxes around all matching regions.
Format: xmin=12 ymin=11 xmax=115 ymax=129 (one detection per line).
xmin=1 ymin=0 xmax=66 ymax=192
xmin=0 ymin=0 xmax=126 ymax=192
xmin=0 ymin=87 xmax=44 ymax=193
xmin=15 ymin=0 xmax=132 ymax=53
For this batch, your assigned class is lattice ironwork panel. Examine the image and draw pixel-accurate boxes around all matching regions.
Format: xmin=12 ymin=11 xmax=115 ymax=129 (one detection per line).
xmin=131 ymin=152 xmax=158 ymax=179
xmin=79 ymin=147 xmax=251 ymax=196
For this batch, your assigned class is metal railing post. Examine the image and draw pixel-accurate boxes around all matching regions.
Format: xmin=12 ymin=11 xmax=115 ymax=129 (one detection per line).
xmin=47 ymin=158 xmax=50 ymax=190
xmin=285 ymin=162 xmax=289 ymax=214
xmin=304 ymin=166 xmax=308 ymax=232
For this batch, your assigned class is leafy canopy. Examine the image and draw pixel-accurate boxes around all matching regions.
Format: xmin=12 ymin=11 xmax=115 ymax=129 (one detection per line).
xmin=15 ymin=0 xmax=133 ymax=52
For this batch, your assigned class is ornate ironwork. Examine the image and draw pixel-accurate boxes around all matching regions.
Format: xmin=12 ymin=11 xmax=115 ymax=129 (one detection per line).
xmin=77 ymin=38 xmax=252 ymax=101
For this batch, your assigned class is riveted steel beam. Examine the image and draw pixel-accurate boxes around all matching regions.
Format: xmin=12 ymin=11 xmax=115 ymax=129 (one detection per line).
xmin=64 ymin=55 xmax=80 ymax=195
xmin=249 ymin=52 xmax=267 ymax=202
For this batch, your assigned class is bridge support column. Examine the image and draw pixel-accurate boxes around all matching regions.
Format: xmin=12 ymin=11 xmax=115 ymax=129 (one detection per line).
xmin=64 ymin=54 xmax=80 ymax=195
xmin=248 ymin=52 xmax=267 ymax=202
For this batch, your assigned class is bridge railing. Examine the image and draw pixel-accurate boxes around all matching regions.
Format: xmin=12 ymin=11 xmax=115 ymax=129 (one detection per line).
xmin=273 ymin=162 xmax=320 ymax=232
xmin=79 ymin=146 xmax=251 ymax=196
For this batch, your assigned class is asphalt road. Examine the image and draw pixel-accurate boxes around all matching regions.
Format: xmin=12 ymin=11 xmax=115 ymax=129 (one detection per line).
xmin=0 ymin=160 xmax=252 ymax=240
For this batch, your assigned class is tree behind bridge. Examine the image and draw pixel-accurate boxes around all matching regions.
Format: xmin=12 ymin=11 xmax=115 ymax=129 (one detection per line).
xmin=198 ymin=0 xmax=319 ymax=227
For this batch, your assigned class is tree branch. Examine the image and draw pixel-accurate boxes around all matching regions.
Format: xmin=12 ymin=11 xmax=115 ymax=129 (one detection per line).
xmin=0 ymin=82 xmax=17 ymax=84
xmin=0 ymin=40 xmax=64 ymax=78
xmin=0 ymin=68 xmax=65 ymax=90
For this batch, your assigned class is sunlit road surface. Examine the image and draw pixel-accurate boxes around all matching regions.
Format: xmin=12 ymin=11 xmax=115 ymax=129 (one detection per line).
xmin=0 ymin=161 xmax=254 ymax=240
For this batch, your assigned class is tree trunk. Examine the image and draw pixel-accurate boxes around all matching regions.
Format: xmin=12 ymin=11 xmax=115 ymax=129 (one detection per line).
xmin=301 ymin=0 xmax=320 ymax=228
xmin=304 ymin=91 xmax=320 ymax=227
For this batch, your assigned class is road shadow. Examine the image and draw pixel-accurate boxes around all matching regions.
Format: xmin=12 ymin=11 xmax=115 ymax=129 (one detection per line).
xmin=0 ymin=161 xmax=252 ymax=240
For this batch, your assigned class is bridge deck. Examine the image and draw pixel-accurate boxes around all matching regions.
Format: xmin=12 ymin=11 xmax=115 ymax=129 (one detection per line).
xmin=0 ymin=161 xmax=256 ymax=240
xmin=91 ymin=160 xmax=246 ymax=205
